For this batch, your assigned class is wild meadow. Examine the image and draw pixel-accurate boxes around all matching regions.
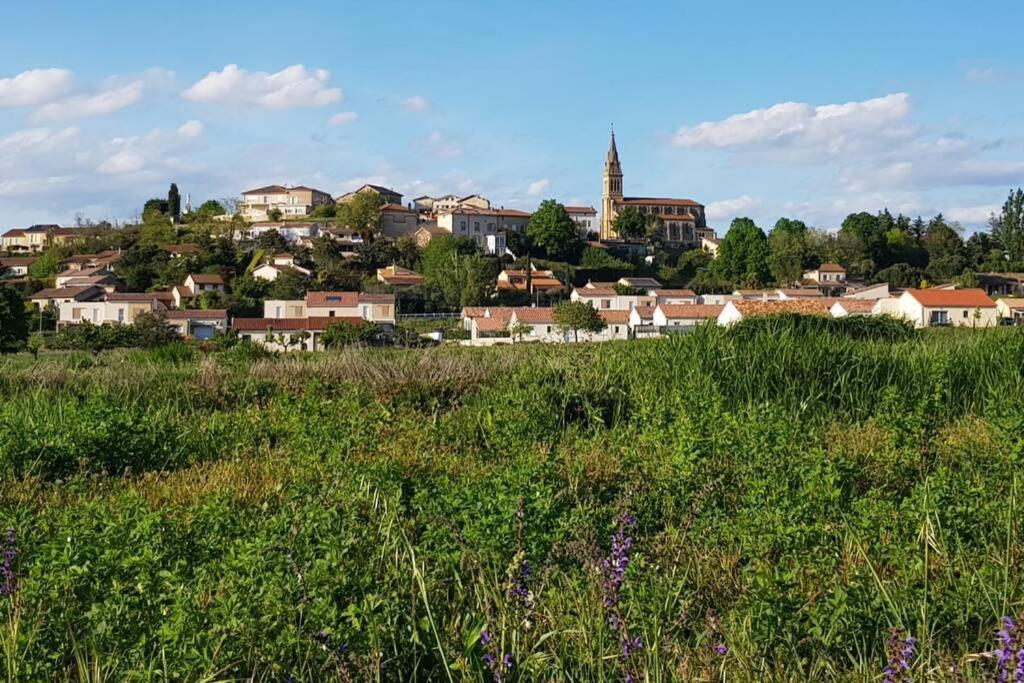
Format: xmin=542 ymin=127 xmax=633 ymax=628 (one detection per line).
xmin=1 ymin=317 xmax=1023 ymax=681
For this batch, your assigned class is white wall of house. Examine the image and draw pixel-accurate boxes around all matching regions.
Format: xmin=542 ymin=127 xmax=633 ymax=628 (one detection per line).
xmin=895 ymin=293 xmax=999 ymax=328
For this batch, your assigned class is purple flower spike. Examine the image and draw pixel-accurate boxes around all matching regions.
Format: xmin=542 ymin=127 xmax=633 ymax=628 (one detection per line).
xmin=882 ymin=628 xmax=915 ymax=683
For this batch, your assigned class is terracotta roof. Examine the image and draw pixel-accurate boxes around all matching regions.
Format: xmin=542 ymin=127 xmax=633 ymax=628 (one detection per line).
xmin=381 ymin=203 xmax=416 ymax=213
xmin=817 ymin=263 xmax=845 ymax=273
xmin=31 ymin=286 xmax=102 ymax=300
xmin=564 ymin=206 xmax=597 ymax=215
xmin=599 ymin=310 xmax=630 ymax=323
xmin=998 ymin=298 xmax=1024 ymax=308
xmin=105 ymin=292 xmax=161 ymax=303
xmin=475 ymin=317 xmax=510 ymax=332
xmin=657 ymin=214 xmax=696 ymax=222
xmin=377 ymin=265 xmax=425 ymax=285
xmin=188 ymin=273 xmax=225 ymax=285
xmin=658 ymin=304 xmax=723 ymax=319
xmin=778 ymin=288 xmax=824 ymax=298
xmin=173 ymin=285 xmax=195 ymax=298
xmin=162 ymin=244 xmax=201 ymax=254
xmin=233 ymin=316 xmax=364 ymax=331
xmin=461 ymin=307 xmax=489 ymax=318
xmin=574 ymin=287 xmax=618 ymax=297
xmin=654 ymin=288 xmax=696 ymax=298
xmin=620 ymin=197 xmax=703 ymax=207
xmin=832 ymin=300 xmax=876 ymax=314
xmin=513 ymin=307 xmax=556 ymax=324
xmin=731 ymin=300 xmax=832 ymax=317
xmin=2 ymin=229 xmax=26 ymax=237
xmin=0 ymin=257 xmax=36 ymax=266
xmin=905 ymin=288 xmax=996 ymax=308
xmin=164 ymin=309 xmax=228 ymax=320
xmin=495 ymin=209 xmax=531 ymax=218
xmin=242 ymin=185 xmax=289 ymax=195
xmin=632 ymin=305 xmax=656 ymax=320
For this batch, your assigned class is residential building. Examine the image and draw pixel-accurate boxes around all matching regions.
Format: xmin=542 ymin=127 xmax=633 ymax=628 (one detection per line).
xmin=56 ymin=292 xmax=167 ymax=329
xmin=829 ymin=299 xmax=879 ymax=317
xmin=0 ymin=257 xmax=36 ymax=278
xmin=599 ymin=132 xmax=707 ymax=245
xmin=653 ymin=304 xmax=723 ymax=328
xmin=701 ymin=236 xmax=720 ymax=257
xmin=232 ymin=316 xmax=367 ymax=351
xmin=894 ymin=288 xmax=998 ymax=328
xmin=165 ymin=309 xmax=229 ymax=340
xmin=843 ymin=282 xmax=890 ymax=300
xmin=162 ymin=244 xmax=202 ymax=258
xmin=240 ymin=185 xmax=334 ymax=221
xmin=976 ymin=273 xmax=1024 ymax=298
xmin=173 ymin=274 xmax=226 ymax=308
xmin=335 ymin=184 xmax=403 ymax=206
xmin=564 ymin=206 xmax=598 ymax=239
xmin=55 ymin=266 xmax=115 ymax=288
xmin=377 ymin=265 xmax=425 ymax=288
xmin=617 ymin=277 xmax=662 ymax=292
xmin=263 ymin=291 xmax=396 ymax=326
xmin=31 ymin=285 xmax=105 ymax=310
xmin=627 ymin=305 xmax=658 ymax=337
xmin=253 ymin=253 xmax=312 ymax=281
xmin=380 ymin=203 xmax=420 ymax=238
xmin=234 ymin=222 xmax=322 ymax=243
xmin=437 ymin=206 xmax=531 ymax=253
xmin=1 ymin=225 xmax=80 ymax=253
xmin=996 ymin=298 xmax=1024 ymax=323
xmin=776 ymin=288 xmax=826 ymax=300
xmin=803 ymin=263 xmax=848 ymax=295
xmin=497 ymin=269 xmax=564 ymax=295
xmin=570 ymin=285 xmax=655 ymax=311
xmin=653 ymin=288 xmax=698 ymax=305
xmin=417 ymin=194 xmax=491 ymax=215
xmin=717 ymin=299 xmax=833 ymax=326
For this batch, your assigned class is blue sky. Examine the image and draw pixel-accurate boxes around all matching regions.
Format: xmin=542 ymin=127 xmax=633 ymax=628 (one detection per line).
xmin=1 ymin=0 xmax=1022 ymax=232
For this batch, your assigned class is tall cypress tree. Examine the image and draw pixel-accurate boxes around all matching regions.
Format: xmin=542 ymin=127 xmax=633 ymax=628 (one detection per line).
xmin=168 ymin=183 xmax=181 ymax=223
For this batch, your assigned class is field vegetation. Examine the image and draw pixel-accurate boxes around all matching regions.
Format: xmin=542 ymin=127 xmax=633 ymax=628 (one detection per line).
xmin=2 ymin=317 xmax=1023 ymax=681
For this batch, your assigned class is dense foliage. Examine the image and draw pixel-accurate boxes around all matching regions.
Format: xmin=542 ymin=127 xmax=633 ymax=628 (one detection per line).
xmin=2 ymin=322 xmax=1023 ymax=680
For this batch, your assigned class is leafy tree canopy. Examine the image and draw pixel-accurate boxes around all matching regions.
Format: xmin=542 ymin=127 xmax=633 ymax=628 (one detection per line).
xmin=527 ymin=200 xmax=581 ymax=261
xmin=611 ymin=206 xmax=646 ymax=241
xmin=553 ymin=300 xmax=607 ymax=342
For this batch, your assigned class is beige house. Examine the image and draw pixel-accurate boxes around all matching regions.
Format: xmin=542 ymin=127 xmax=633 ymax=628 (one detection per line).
xmin=0 ymin=257 xmax=36 ymax=277
xmin=240 ymin=185 xmax=334 ymax=221
xmin=437 ymin=206 xmax=531 ymax=252
xmin=701 ymin=236 xmax=720 ymax=257
xmin=31 ymin=285 xmax=105 ymax=310
xmin=996 ymin=298 xmax=1024 ymax=323
xmin=894 ymin=289 xmax=998 ymax=328
xmin=57 ymin=292 xmax=167 ymax=329
xmin=335 ymin=184 xmax=403 ymax=206
xmin=263 ymin=291 xmax=396 ymax=326
xmin=380 ymin=203 xmax=420 ymax=238
xmin=2 ymin=225 xmax=80 ymax=253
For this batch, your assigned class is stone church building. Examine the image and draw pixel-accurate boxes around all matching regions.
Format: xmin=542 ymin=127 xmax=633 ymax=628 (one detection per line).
xmin=599 ymin=132 xmax=713 ymax=247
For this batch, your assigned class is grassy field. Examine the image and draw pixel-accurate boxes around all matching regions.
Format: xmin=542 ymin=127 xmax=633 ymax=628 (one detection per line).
xmin=1 ymin=318 xmax=1023 ymax=681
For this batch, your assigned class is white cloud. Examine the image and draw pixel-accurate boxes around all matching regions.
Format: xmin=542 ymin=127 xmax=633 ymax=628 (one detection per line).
xmin=329 ymin=111 xmax=358 ymax=126
xmin=400 ymin=95 xmax=431 ymax=112
xmin=425 ymin=131 xmax=463 ymax=159
xmin=33 ymin=81 xmax=145 ymax=122
xmin=965 ymin=67 xmax=995 ymax=82
xmin=706 ymin=195 xmax=761 ymax=221
xmin=0 ymin=126 xmax=80 ymax=159
xmin=672 ymin=93 xmax=912 ymax=160
xmin=527 ymin=179 xmax=551 ymax=197
xmin=176 ymin=120 xmax=204 ymax=139
xmin=182 ymin=64 xmax=342 ymax=108
xmin=0 ymin=68 xmax=74 ymax=107
xmin=97 ymin=150 xmax=146 ymax=175
xmin=946 ymin=204 xmax=1000 ymax=224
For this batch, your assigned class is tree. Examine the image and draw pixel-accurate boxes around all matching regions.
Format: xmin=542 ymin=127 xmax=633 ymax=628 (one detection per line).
xmin=336 ymin=191 xmax=383 ymax=237
xmin=421 ymin=236 xmax=499 ymax=309
xmin=767 ymin=217 xmax=809 ymax=285
xmin=257 ymin=229 xmax=289 ymax=253
xmin=553 ymin=300 xmax=606 ymax=343
xmin=195 ymin=199 xmax=226 ymax=219
xmin=142 ymin=198 xmax=169 ymax=224
xmin=509 ymin=320 xmax=533 ymax=342
xmin=267 ymin=269 xmax=309 ymax=300
xmin=991 ymin=188 xmax=1024 ymax=262
xmin=0 ymin=285 xmax=28 ymax=352
xmin=320 ymin=320 xmax=380 ymax=348
xmin=526 ymin=200 xmax=581 ymax=261
xmin=132 ymin=312 xmax=180 ymax=348
xmin=267 ymin=208 xmax=283 ymax=222
xmin=168 ymin=183 xmax=181 ymax=223
xmin=713 ymin=218 xmax=769 ymax=286
xmin=27 ymin=332 xmax=44 ymax=359
xmin=611 ymin=205 xmax=646 ymax=241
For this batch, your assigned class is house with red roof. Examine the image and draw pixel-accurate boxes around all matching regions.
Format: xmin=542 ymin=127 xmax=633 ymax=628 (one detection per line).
xmin=895 ymin=288 xmax=998 ymax=328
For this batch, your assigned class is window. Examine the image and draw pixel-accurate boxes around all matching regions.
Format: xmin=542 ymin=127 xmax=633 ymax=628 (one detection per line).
xmin=117 ymin=308 xmax=125 ymax=322
xmin=329 ymin=311 xmax=335 ymax=317
xmin=930 ymin=310 xmax=949 ymax=325
xmin=382 ymin=305 xmax=390 ymax=315
xmin=474 ymin=222 xmax=480 ymax=232
xmin=963 ymin=310 xmax=969 ymax=318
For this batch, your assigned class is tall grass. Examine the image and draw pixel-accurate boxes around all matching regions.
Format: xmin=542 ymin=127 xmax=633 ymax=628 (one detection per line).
xmin=1 ymin=320 xmax=1023 ymax=680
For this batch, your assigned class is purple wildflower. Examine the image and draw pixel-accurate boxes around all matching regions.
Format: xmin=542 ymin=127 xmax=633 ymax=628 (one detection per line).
xmin=1 ymin=527 xmax=16 ymax=599
xmin=995 ymin=616 xmax=1021 ymax=683
xmin=479 ymin=632 xmax=514 ymax=682
xmin=714 ymin=643 xmax=728 ymax=656
xmin=601 ymin=513 xmax=642 ymax=682
xmin=882 ymin=628 xmax=916 ymax=683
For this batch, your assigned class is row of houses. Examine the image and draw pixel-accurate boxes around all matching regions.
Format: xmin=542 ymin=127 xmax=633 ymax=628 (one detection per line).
xmin=460 ymin=284 xmax=1024 ymax=345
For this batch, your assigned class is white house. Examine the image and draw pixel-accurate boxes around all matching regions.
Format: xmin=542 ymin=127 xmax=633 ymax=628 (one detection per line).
xmin=894 ymin=289 xmax=998 ymax=328
xmin=164 ymin=309 xmax=229 ymax=340
xmin=843 ymin=282 xmax=891 ymax=300
xmin=253 ymin=253 xmax=312 ymax=281
xmin=232 ymin=316 xmax=367 ymax=351
xmin=653 ymin=304 xmax=724 ymax=328
xmin=56 ymin=292 xmax=167 ymax=329
xmin=564 ymin=206 xmax=598 ymax=238
xmin=0 ymin=257 xmax=36 ymax=278
xmin=263 ymin=291 xmax=396 ymax=326
xmin=829 ymin=299 xmax=880 ymax=317
xmin=436 ymin=207 xmax=531 ymax=253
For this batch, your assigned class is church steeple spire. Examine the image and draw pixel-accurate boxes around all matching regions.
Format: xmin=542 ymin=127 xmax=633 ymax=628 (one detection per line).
xmin=601 ymin=128 xmax=624 ymax=240
xmin=607 ymin=128 xmax=620 ymax=168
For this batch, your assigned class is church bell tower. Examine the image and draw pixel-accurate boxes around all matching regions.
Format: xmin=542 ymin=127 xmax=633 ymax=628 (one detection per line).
xmin=601 ymin=130 xmax=623 ymax=240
